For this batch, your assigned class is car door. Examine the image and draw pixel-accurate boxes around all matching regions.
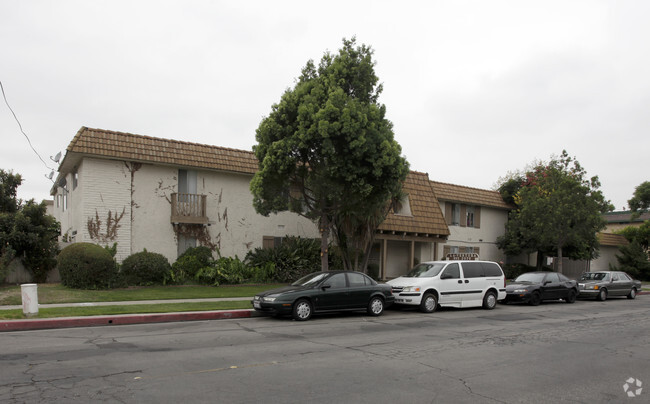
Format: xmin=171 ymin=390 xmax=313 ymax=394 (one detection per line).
xmin=612 ymin=272 xmax=632 ymax=296
xmin=346 ymin=272 xmax=373 ymax=309
xmin=541 ymin=273 xmax=562 ymax=300
xmin=316 ymin=273 xmax=349 ymax=310
xmin=457 ymin=262 xmax=485 ymax=306
xmin=437 ymin=263 xmax=463 ymax=306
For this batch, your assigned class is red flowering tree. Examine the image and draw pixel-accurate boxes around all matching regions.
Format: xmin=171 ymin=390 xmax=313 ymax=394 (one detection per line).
xmin=497 ymin=151 xmax=612 ymax=272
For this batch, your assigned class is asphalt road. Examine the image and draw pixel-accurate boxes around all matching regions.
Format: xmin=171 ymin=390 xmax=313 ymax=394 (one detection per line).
xmin=1 ymin=296 xmax=649 ymax=403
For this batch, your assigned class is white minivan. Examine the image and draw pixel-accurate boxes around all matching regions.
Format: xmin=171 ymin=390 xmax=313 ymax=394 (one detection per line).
xmin=387 ymin=260 xmax=506 ymax=313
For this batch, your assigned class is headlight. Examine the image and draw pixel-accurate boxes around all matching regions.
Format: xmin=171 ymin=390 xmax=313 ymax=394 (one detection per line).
xmin=262 ymin=296 xmax=278 ymax=302
xmin=513 ymin=289 xmax=528 ymax=293
xmin=401 ymin=286 xmax=421 ymax=293
xmin=585 ymin=285 xmax=599 ymax=290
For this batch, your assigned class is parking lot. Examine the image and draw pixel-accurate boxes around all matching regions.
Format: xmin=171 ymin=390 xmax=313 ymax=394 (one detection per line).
xmin=1 ymin=296 xmax=649 ymax=403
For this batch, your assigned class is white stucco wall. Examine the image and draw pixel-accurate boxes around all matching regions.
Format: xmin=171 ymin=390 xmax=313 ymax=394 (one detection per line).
xmin=126 ymin=163 xmax=321 ymax=264
xmin=436 ymin=202 xmax=508 ymax=263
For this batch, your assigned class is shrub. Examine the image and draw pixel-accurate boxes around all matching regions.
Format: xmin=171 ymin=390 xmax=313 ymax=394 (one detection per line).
xmin=245 ymin=236 xmax=329 ymax=283
xmin=121 ymin=250 xmax=171 ymax=286
xmin=194 ymin=256 xmax=258 ymax=286
xmin=57 ymin=243 xmax=117 ymax=289
xmin=169 ymin=246 xmax=215 ymax=284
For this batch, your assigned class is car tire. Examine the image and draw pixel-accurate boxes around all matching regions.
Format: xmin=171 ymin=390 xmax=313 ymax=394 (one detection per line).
xmin=528 ymin=291 xmax=542 ymax=306
xmin=597 ymin=288 xmax=607 ymax=301
xmin=627 ymin=288 xmax=637 ymax=300
xmin=566 ymin=289 xmax=577 ymax=304
xmin=367 ymin=296 xmax=384 ymax=316
xmin=292 ymin=299 xmax=312 ymax=321
xmin=420 ymin=293 xmax=438 ymax=313
xmin=482 ymin=291 xmax=497 ymax=310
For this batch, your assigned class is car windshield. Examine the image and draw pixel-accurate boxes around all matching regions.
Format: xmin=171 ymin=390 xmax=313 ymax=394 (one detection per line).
xmin=291 ymin=272 xmax=329 ymax=287
xmin=579 ymin=272 xmax=609 ymax=281
xmin=404 ymin=263 xmax=446 ymax=278
xmin=514 ymin=273 xmax=547 ymax=283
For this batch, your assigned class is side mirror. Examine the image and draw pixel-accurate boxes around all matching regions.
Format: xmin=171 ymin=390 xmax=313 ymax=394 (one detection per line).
xmin=544 ymin=280 xmax=551 ymax=285
xmin=441 ymin=273 xmax=451 ymax=280
xmin=321 ymin=285 xmax=331 ymax=290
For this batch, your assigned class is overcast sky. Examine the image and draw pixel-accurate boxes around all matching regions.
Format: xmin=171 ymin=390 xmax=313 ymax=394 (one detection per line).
xmin=1 ymin=0 xmax=648 ymax=211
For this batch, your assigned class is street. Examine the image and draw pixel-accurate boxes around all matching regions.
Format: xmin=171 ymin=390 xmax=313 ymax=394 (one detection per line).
xmin=1 ymin=296 xmax=649 ymax=403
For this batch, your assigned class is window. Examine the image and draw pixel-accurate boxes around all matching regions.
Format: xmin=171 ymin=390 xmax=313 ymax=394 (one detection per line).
xmin=347 ymin=272 xmax=369 ymax=287
xmin=62 ymin=191 xmax=68 ymax=212
xmin=442 ymin=263 xmax=460 ymax=279
xmin=451 ymin=203 xmax=460 ymax=225
xmin=72 ymin=172 xmax=78 ymax=190
xmin=323 ymin=273 xmax=346 ymax=289
xmin=393 ymin=195 xmax=412 ymax=216
xmin=482 ymin=262 xmax=503 ymax=277
xmin=466 ymin=206 xmax=474 ymax=227
xmin=461 ymin=262 xmax=484 ymax=278
xmin=263 ymin=236 xmax=282 ymax=249
xmin=545 ymin=273 xmax=560 ymax=283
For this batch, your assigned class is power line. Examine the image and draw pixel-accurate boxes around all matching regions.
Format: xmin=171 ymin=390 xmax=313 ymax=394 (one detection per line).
xmin=0 ymin=79 xmax=56 ymax=172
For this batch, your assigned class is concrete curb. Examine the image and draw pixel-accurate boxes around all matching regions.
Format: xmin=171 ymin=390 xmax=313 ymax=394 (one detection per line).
xmin=0 ymin=309 xmax=263 ymax=332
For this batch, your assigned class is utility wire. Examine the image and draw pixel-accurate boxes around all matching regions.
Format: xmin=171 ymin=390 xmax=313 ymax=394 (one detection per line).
xmin=0 ymin=79 xmax=56 ymax=172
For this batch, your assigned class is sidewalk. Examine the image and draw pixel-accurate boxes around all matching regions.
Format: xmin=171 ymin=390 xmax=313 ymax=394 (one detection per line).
xmin=0 ymin=297 xmax=261 ymax=332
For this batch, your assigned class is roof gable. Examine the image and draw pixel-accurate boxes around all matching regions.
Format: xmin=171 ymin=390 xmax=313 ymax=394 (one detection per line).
xmin=379 ymin=172 xmax=450 ymax=237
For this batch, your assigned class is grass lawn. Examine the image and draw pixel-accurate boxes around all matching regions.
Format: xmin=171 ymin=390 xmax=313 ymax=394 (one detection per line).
xmin=0 ymin=283 xmax=285 ymax=306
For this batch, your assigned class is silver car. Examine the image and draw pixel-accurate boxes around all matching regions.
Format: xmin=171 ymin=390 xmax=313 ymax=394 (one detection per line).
xmin=577 ymin=271 xmax=642 ymax=301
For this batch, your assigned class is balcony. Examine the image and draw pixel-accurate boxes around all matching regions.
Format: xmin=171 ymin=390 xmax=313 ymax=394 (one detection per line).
xmin=171 ymin=193 xmax=208 ymax=224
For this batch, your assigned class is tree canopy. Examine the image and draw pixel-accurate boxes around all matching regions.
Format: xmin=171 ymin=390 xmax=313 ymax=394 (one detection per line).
xmin=497 ymin=151 xmax=612 ymax=271
xmin=250 ymin=37 xmax=409 ymax=271
xmin=0 ymin=169 xmax=60 ymax=282
xmin=628 ymin=181 xmax=650 ymax=216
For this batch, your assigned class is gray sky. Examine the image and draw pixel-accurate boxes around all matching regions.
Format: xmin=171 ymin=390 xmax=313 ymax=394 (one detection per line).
xmin=1 ymin=0 xmax=648 ymax=211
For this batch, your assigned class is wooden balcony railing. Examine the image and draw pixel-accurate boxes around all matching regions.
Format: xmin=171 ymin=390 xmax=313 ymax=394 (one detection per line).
xmin=171 ymin=193 xmax=208 ymax=224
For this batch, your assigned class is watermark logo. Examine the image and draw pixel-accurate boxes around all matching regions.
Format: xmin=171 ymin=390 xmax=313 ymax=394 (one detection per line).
xmin=623 ymin=377 xmax=643 ymax=398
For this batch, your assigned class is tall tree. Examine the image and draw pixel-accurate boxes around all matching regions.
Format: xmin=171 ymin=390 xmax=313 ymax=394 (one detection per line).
xmin=251 ymin=38 xmax=409 ymax=271
xmin=0 ymin=169 xmax=60 ymax=282
xmin=497 ymin=151 xmax=613 ymax=272
xmin=628 ymin=181 xmax=650 ymax=217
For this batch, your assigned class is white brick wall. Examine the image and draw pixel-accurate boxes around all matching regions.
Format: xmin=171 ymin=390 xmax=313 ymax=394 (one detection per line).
xmin=80 ymin=158 xmax=132 ymax=262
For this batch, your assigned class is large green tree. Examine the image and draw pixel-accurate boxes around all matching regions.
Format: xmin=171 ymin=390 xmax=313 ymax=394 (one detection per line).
xmin=628 ymin=181 xmax=650 ymax=217
xmin=0 ymin=169 xmax=60 ymax=282
xmin=497 ymin=151 xmax=612 ymax=272
xmin=250 ymin=38 xmax=409 ymax=271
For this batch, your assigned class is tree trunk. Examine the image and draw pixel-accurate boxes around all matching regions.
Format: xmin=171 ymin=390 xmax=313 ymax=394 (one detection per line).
xmin=536 ymin=251 xmax=545 ymax=270
xmin=320 ymin=213 xmax=330 ymax=271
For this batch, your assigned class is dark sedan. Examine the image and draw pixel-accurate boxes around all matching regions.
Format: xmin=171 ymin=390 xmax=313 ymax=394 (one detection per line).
xmin=505 ymin=271 xmax=578 ymax=305
xmin=578 ymin=271 xmax=642 ymax=301
xmin=252 ymin=271 xmax=394 ymax=321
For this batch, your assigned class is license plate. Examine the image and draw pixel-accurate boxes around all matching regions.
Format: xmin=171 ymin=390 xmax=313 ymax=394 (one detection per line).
xmin=253 ymin=301 xmax=261 ymax=309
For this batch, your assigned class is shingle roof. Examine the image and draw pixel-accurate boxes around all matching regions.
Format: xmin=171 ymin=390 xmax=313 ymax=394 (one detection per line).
xmin=597 ymin=233 xmax=629 ymax=247
xmin=602 ymin=211 xmax=650 ymax=224
xmin=65 ymin=127 xmax=258 ymax=174
xmin=430 ymin=180 xmax=513 ymax=210
xmin=379 ymin=172 xmax=450 ymax=237
xmin=62 ymin=127 xmax=448 ymax=236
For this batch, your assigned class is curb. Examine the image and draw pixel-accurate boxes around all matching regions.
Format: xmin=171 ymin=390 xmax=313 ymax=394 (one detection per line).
xmin=0 ymin=309 xmax=263 ymax=332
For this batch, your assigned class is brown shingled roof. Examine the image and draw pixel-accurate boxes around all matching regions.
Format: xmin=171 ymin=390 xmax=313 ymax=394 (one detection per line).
xmin=379 ymin=172 xmax=450 ymax=237
xmin=61 ymin=128 xmax=448 ymax=236
xmin=65 ymin=127 xmax=258 ymax=174
xmin=597 ymin=233 xmax=629 ymax=247
xmin=430 ymin=180 xmax=513 ymax=210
